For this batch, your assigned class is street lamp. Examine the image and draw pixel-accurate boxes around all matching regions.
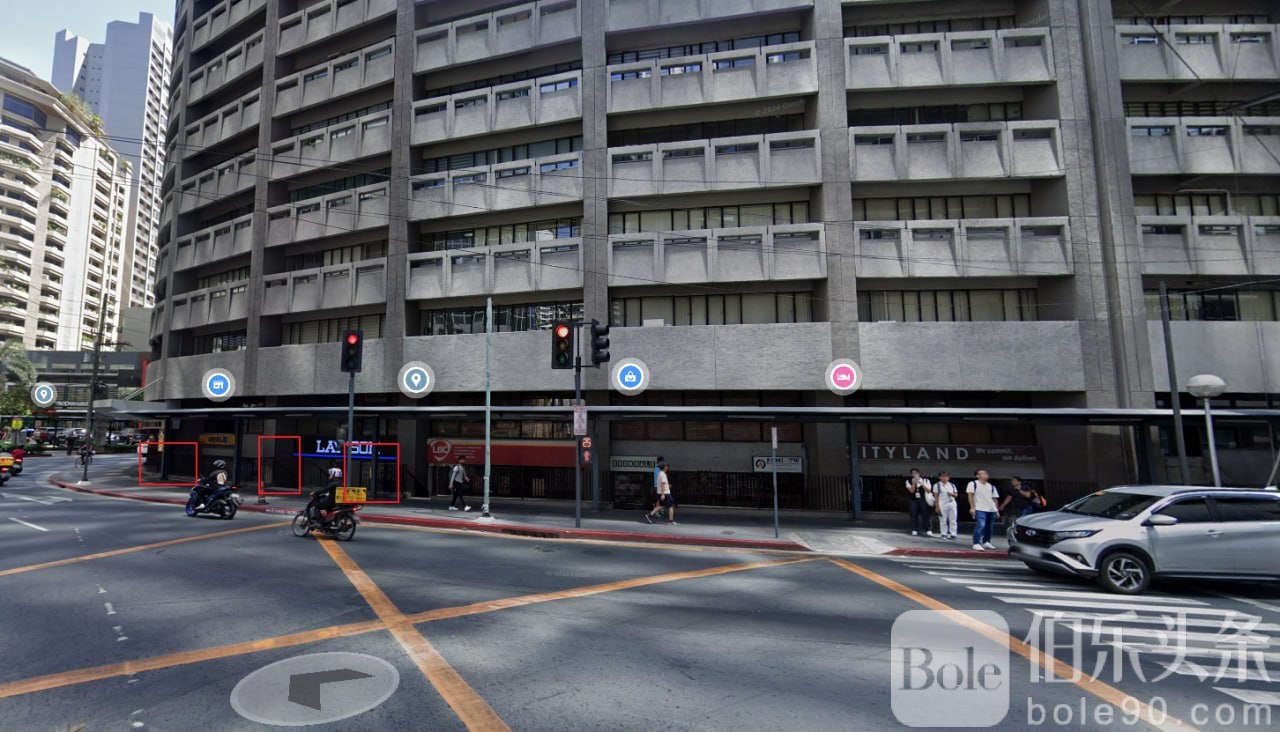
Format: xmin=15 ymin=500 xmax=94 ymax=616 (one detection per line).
xmin=1186 ymin=374 xmax=1227 ymax=487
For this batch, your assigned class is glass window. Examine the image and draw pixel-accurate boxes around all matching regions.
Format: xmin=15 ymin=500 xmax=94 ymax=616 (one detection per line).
xmin=1157 ymin=497 xmax=1214 ymax=523
xmin=1213 ymin=496 xmax=1280 ymax=522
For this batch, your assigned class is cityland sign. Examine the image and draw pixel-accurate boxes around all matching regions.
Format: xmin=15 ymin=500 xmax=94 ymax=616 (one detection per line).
xmin=860 ymin=444 xmax=1043 ymax=464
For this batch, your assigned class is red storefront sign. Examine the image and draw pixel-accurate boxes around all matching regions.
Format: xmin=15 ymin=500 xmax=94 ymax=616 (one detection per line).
xmin=427 ymin=438 xmax=576 ymax=468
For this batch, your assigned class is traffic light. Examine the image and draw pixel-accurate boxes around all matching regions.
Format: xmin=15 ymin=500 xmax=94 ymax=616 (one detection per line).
xmin=590 ymin=319 xmax=610 ymax=367
xmin=340 ymin=330 xmax=363 ymax=373
xmin=551 ymin=321 xmax=574 ymax=370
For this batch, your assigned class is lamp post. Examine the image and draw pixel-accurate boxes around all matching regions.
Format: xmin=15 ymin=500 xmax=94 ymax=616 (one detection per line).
xmin=1186 ymin=374 xmax=1227 ymax=487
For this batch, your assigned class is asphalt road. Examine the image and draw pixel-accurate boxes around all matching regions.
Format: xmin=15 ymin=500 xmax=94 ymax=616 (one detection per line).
xmin=1 ymin=454 xmax=1278 ymax=731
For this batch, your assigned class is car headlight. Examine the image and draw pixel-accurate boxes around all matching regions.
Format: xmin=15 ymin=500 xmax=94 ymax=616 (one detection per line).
xmin=1053 ymin=530 xmax=1100 ymax=541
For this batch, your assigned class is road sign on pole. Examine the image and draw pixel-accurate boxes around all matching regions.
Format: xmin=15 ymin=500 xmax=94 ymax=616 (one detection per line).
xmin=610 ymin=358 xmax=650 ymax=396
xmin=573 ymin=406 xmax=587 ymax=436
xmin=201 ymin=369 xmax=237 ymax=402
xmin=31 ymin=382 xmax=57 ymax=408
xmin=770 ymin=426 xmax=780 ymax=539
xmin=824 ymin=359 xmax=863 ymax=396
xmin=396 ymin=362 xmax=436 ymax=399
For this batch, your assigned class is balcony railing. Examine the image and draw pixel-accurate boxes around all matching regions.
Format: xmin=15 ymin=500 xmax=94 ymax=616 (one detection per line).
xmin=173 ymin=214 xmax=254 ymax=272
xmin=411 ymin=71 xmax=582 ymax=144
xmin=605 ymin=0 xmax=812 ymax=32
xmin=188 ymin=30 xmax=266 ymax=103
xmin=850 ymin=121 xmax=1065 ymax=181
xmin=846 ymin=29 xmax=1055 ymax=89
xmin=852 ymin=217 xmax=1073 ymax=278
xmin=265 ymin=182 xmax=390 ymax=246
xmin=608 ymin=224 xmax=825 ymax=286
xmin=1128 ymin=117 xmax=1280 ymax=176
xmin=190 ymin=0 xmax=267 ymax=51
xmin=1117 ymin=24 xmax=1280 ymax=81
xmin=270 ymin=110 xmax=392 ymax=180
xmin=407 ymin=240 xmax=583 ymax=300
xmin=262 ymin=259 xmax=387 ymax=315
xmin=183 ymin=89 xmax=262 ymax=157
xmin=1138 ymin=214 xmax=1280 ymax=276
xmin=608 ymin=130 xmax=821 ymax=198
xmin=274 ymin=38 xmax=395 ymax=117
xmin=278 ymin=0 xmax=396 ymax=56
xmin=409 ymin=152 xmax=584 ymax=221
xmin=608 ymin=41 xmax=817 ymax=113
xmin=415 ymin=0 xmax=581 ymax=73
xmin=177 ymin=150 xmax=257 ymax=213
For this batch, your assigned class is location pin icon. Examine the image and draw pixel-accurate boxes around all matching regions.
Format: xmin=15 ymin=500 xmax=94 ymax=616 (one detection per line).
xmin=410 ymin=371 xmax=422 ymax=387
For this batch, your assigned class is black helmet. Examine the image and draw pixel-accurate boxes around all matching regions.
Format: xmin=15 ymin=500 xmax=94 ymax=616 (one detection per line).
xmin=213 ymin=459 xmax=226 ymax=469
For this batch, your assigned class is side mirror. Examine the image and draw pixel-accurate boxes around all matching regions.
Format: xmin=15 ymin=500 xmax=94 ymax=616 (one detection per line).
xmin=1144 ymin=514 xmax=1178 ymax=527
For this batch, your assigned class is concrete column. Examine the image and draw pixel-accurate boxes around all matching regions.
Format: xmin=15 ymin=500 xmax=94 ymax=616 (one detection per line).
xmin=579 ymin=0 xmax=610 ymax=393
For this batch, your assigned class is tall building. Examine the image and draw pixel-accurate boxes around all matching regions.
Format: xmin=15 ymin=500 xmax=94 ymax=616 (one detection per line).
xmin=1 ymin=57 xmax=132 ymax=351
xmin=150 ymin=0 xmax=1280 ymax=498
xmin=53 ymin=11 xmax=174 ymax=310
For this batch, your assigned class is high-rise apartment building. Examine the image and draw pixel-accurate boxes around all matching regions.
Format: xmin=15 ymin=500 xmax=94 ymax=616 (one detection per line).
xmin=149 ymin=0 xmax=1280 ymax=498
xmin=53 ymin=11 xmax=174 ymax=311
xmin=1 ymin=58 xmax=132 ymax=351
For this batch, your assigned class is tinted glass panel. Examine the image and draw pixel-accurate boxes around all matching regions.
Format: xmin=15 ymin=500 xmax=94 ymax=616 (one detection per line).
xmin=1212 ymin=496 xmax=1280 ymax=522
xmin=1157 ymin=498 xmax=1213 ymax=523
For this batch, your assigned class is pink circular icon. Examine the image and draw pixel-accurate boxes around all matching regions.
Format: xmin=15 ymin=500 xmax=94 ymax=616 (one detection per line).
xmin=831 ymin=365 xmax=857 ymax=387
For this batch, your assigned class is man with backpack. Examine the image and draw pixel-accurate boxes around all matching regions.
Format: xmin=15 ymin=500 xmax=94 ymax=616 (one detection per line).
xmin=448 ymin=456 xmax=472 ymax=512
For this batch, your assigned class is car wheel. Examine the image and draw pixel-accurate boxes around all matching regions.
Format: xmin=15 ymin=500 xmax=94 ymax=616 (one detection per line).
xmin=1097 ymin=551 xmax=1151 ymax=595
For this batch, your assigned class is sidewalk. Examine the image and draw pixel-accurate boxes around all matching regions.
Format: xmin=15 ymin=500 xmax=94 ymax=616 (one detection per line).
xmin=46 ymin=465 xmax=1015 ymax=557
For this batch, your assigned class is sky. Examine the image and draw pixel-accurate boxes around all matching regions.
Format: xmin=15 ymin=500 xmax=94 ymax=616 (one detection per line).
xmin=2 ymin=1 xmax=177 ymax=83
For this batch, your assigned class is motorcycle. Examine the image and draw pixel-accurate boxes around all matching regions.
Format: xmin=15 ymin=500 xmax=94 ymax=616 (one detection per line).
xmin=291 ymin=489 xmax=359 ymax=541
xmin=185 ymin=481 xmax=242 ymax=519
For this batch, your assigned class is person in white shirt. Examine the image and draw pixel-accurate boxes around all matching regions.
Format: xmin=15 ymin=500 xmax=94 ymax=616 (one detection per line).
xmin=933 ymin=471 xmax=959 ymax=540
xmin=644 ymin=463 xmax=677 ymax=525
xmin=448 ymin=457 xmax=471 ymax=512
xmin=966 ymin=469 xmax=1001 ymax=550
xmin=904 ymin=468 xmax=933 ymax=537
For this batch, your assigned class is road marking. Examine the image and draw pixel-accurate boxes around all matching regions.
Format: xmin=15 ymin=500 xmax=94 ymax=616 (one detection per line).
xmin=996 ymin=597 xmax=1243 ymax=615
xmin=405 ymin=557 xmax=818 ymax=625
xmin=8 ymin=518 xmax=49 ymax=532
xmin=1211 ymin=687 xmax=1280 ymax=706
xmin=963 ymin=584 xmax=1210 ymax=605
xmin=370 ymin=522 xmax=803 ymax=556
xmin=4 ymin=494 xmax=72 ymax=505
xmin=829 ymin=558 xmax=1200 ymax=732
xmin=1029 ymin=609 xmax=1280 ymax=632
xmin=317 ymin=539 xmax=509 ymax=732
xmin=1216 ymin=591 xmax=1280 ymax=616
xmin=0 ymin=522 xmax=280 ymax=578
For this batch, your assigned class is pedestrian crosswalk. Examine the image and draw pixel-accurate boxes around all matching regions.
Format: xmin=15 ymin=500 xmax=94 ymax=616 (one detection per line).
xmin=894 ymin=557 xmax=1280 ymax=708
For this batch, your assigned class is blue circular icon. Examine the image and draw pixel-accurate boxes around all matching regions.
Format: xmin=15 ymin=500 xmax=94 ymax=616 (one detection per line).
xmin=397 ymin=361 xmax=436 ymax=399
xmin=617 ymin=365 xmax=644 ymax=390
xmin=202 ymin=369 xmax=236 ymax=402
xmin=31 ymin=382 xmax=57 ymax=407
xmin=611 ymin=359 xmax=650 ymax=395
xmin=207 ymin=375 xmax=230 ymax=396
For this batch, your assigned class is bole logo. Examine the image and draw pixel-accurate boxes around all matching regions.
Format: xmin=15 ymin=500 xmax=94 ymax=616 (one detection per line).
xmin=891 ymin=610 xmax=1010 ymax=727
xmin=429 ymin=439 xmax=453 ymax=462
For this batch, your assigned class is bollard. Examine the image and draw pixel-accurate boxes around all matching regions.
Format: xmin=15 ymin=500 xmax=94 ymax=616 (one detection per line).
xmin=256 ymin=485 xmax=268 ymax=505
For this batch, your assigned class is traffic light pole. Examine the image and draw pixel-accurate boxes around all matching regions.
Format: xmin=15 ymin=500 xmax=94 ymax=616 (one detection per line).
xmin=82 ymin=321 xmax=104 ymax=483
xmin=346 ymin=370 xmax=355 ymax=488
xmin=573 ymin=354 xmax=582 ymax=529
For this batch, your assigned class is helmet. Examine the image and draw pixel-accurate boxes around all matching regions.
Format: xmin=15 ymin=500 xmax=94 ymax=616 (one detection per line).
xmin=213 ymin=459 xmax=226 ymax=469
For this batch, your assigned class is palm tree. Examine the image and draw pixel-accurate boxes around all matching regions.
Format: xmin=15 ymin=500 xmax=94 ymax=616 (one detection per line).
xmin=0 ymin=339 xmax=37 ymax=418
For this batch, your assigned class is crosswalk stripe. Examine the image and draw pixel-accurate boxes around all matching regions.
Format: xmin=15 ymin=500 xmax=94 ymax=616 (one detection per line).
xmin=996 ymin=597 xmax=1244 ymax=615
xmin=1160 ymin=661 xmax=1275 ymax=683
xmin=1104 ymin=642 xmax=1280 ymax=665
xmin=1211 ymin=688 xmax=1280 ymax=705
xmin=1030 ymin=610 xmax=1280 ymax=633
xmin=962 ymin=585 xmax=1209 ymax=606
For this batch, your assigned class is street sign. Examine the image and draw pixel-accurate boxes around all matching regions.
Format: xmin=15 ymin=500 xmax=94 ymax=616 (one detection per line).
xmin=771 ymin=426 xmax=778 ymax=449
xmin=201 ymin=369 xmax=236 ymax=402
xmin=573 ymin=405 xmax=587 ymax=436
xmin=753 ymin=456 xmax=804 ymax=473
xmin=30 ymin=382 xmax=57 ymax=408
xmin=610 ymin=358 xmax=650 ymax=396
xmin=824 ymin=359 xmax=863 ymax=396
xmin=396 ymin=361 xmax=436 ymax=399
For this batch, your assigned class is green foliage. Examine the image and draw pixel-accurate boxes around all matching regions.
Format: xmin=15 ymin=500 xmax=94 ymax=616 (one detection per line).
xmin=0 ymin=340 xmax=36 ymax=417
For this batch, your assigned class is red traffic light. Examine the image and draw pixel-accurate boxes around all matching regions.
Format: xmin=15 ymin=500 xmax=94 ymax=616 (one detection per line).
xmin=346 ymin=333 xmax=360 ymax=345
xmin=554 ymin=324 xmax=570 ymax=339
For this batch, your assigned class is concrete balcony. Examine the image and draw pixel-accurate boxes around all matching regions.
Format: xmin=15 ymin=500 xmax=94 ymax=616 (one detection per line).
xmin=412 ymin=71 xmax=582 ymax=145
xmin=605 ymin=0 xmax=813 ymax=32
xmin=262 ymin=259 xmax=387 ymax=316
xmin=190 ymin=0 xmax=266 ymax=51
xmin=850 ymin=121 xmax=1064 ymax=181
xmin=172 ymin=213 xmax=254 ymax=272
xmin=608 ymin=131 xmax=821 ymax=198
xmin=1128 ymin=117 xmax=1280 ymax=176
xmin=607 ymin=42 xmax=816 ymax=114
xmin=853 ymin=217 xmax=1072 ymax=278
xmin=1138 ymin=215 xmax=1280 ymax=277
xmin=1117 ymin=25 xmax=1280 ymax=81
xmin=406 ymin=239 xmax=583 ymax=300
xmin=608 ymin=224 xmax=826 ymax=287
xmin=265 ymin=183 xmax=390 ymax=246
xmin=182 ymin=89 xmax=261 ymax=158
xmin=169 ymin=283 xmax=250 ymax=330
xmin=408 ymin=153 xmax=584 ymax=220
xmin=278 ymin=0 xmax=395 ymax=56
xmin=846 ymin=29 xmax=1054 ymax=89
xmin=188 ymin=30 xmax=265 ymax=103
xmin=177 ymin=151 xmax=257 ymax=213
xmin=270 ymin=109 xmax=392 ymax=180
xmin=1150 ymin=321 xmax=1280 ymax=394
xmin=274 ymin=38 xmax=395 ymax=118
xmin=860 ymin=322 xmax=1086 ymax=391
xmin=415 ymin=0 xmax=581 ymax=73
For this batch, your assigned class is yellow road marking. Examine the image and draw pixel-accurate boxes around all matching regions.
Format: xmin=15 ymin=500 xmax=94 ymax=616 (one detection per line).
xmin=405 ymin=556 xmax=818 ymax=625
xmin=318 ymin=539 xmax=509 ymax=731
xmin=0 ymin=522 xmax=282 ymax=578
xmin=829 ymin=558 xmax=1199 ymax=732
xmin=369 ymin=522 xmax=808 ymax=556
xmin=0 ymin=620 xmax=385 ymax=699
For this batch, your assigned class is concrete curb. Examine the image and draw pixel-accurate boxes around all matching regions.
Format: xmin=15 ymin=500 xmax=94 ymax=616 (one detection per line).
xmin=47 ymin=477 xmax=810 ymax=553
xmin=886 ymin=548 xmax=1013 ymax=559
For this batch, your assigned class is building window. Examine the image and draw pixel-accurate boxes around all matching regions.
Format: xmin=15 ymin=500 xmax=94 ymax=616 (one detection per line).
xmin=422 ymin=218 xmax=582 ymax=251
xmin=423 ymin=136 xmax=582 ymax=173
xmin=1144 ymin=289 xmax=1280 ymax=322
xmin=425 ymin=61 xmax=582 ymax=99
xmin=422 ymin=301 xmax=584 ymax=335
xmin=858 ymin=290 xmax=1038 ymax=322
xmin=2 ymin=95 xmax=47 ymax=129
xmin=193 ymin=330 xmax=247 ymax=354
xmin=283 ymin=314 xmax=385 ymax=344
xmin=610 ymin=69 xmax=652 ymax=81
xmin=610 ymin=292 xmax=814 ymax=327
xmin=286 ymin=240 xmax=386 ymax=270
xmin=609 ymin=201 xmax=810 ymax=233
xmin=608 ymin=32 xmax=801 ymax=64
xmin=609 ymin=114 xmax=805 ymax=147
xmin=850 ymin=103 xmax=1023 ymax=127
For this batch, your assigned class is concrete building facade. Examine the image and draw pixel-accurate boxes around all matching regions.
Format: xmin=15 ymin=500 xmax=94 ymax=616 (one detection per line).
xmin=1 ymin=58 xmax=133 ymax=352
xmin=149 ymin=0 xmax=1280 ymax=500
xmin=54 ymin=12 xmax=174 ymax=310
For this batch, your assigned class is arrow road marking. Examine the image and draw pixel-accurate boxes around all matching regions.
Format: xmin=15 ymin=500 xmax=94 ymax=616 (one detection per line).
xmin=8 ymin=518 xmax=49 ymax=532
xmin=288 ymin=669 xmax=373 ymax=710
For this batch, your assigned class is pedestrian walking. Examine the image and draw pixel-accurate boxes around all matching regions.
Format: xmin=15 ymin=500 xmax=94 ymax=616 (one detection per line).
xmin=933 ymin=471 xmax=959 ymax=540
xmin=966 ymin=469 xmax=1000 ymax=551
xmin=999 ymin=476 xmax=1034 ymax=521
xmin=645 ymin=463 xmax=676 ymax=525
xmin=904 ymin=468 xmax=933 ymax=537
xmin=448 ymin=457 xmax=472 ymax=512
xmin=650 ymin=457 xmax=667 ymax=519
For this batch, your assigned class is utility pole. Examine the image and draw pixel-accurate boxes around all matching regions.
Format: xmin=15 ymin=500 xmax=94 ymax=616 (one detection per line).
xmin=82 ymin=320 xmax=104 ymax=483
xmin=483 ymin=296 xmax=492 ymax=517
xmin=1159 ymin=281 xmax=1191 ymax=484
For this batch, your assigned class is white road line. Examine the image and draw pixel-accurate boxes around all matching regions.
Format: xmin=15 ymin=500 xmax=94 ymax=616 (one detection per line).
xmin=1216 ymin=591 xmax=1280 ymax=616
xmin=1030 ymin=610 xmax=1280 ymax=632
xmin=4 ymin=494 xmax=71 ymax=506
xmin=1210 ymin=687 xmax=1280 ymax=706
xmin=1160 ymin=661 xmax=1275 ymax=682
xmin=970 ymin=585 xmax=1209 ymax=605
xmin=1103 ymin=641 xmax=1280 ymax=664
xmin=8 ymin=517 xmax=48 ymax=532
xmin=997 ymin=597 xmax=1244 ymax=615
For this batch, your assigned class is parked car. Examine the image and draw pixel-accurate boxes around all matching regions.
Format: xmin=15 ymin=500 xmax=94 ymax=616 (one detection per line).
xmin=1009 ymin=485 xmax=1280 ymax=594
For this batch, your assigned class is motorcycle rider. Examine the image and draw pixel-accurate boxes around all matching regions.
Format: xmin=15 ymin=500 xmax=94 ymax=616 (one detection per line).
xmin=195 ymin=459 xmax=229 ymax=510
xmin=309 ymin=461 xmax=342 ymax=523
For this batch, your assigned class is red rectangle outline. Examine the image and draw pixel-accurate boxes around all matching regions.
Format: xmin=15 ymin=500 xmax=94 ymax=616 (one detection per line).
xmin=137 ymin=441 xmax=200 ymax=487
xmin=257 ymin=435 xmax=303 ymax=495
xmin=343 ymin=441 xmax=401 ymax=504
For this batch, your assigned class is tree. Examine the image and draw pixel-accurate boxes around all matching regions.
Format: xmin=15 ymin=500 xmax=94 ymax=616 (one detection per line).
xmin=0 ymin=340 xmax=37 ymax=417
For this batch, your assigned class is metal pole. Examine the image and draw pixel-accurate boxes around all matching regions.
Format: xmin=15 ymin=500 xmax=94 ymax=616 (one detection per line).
xmin=1160 ymin=281 xmax=1192 ymax=484
xmin=574 ymin=354 xmax=582 ymax=529
xmin=346 ymin=371 xmax=355 ymax=487
xmin=82 ymin=322 xmax=104 ymax=482
xmin=483 ymin=296 xmax=492 ymax=517
xmin=771 ymin=428 xmax=780 ymax=539
xmin=847 ymin=421 xmax=862 ymax=520
xmin=1203 ymin=399 xmax=1221 ymax=487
